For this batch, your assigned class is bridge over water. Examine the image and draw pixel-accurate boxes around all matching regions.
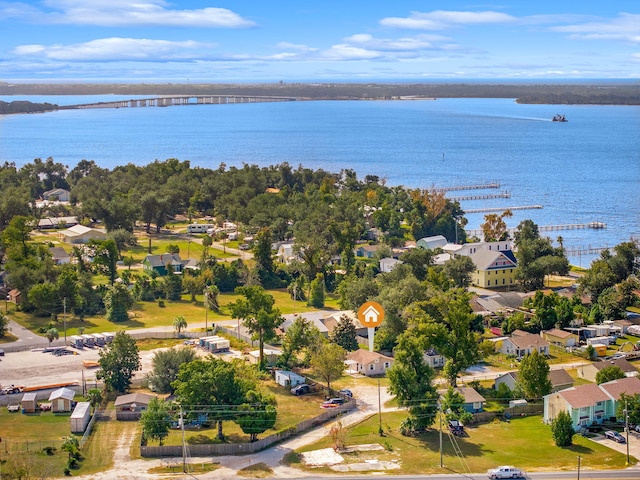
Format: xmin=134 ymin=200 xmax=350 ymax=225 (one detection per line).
xmin=59 ymin=95 xmax=297 ymax=110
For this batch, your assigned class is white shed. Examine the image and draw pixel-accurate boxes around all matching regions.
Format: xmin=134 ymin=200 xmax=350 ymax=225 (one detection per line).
xmin=275 ymin=370 xmax=306 ymax=388
xmin=70 ymin=402 xmax=91 ymax=433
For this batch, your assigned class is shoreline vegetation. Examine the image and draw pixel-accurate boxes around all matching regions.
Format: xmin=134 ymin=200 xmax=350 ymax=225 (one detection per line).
xmin=0 ymin=82 xmax=638 ymax=114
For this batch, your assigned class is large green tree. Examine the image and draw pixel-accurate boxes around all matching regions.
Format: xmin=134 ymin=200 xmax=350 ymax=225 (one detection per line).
xmin=147 ymin=347 xmax=197 ymax=394
xmin=235 ymin=390 xmax=277 ymax=442
xmin=310 ymin=342 xmax=346 ymax=393
xmin=229 ymin=286 xmax=283 ymax=369
xmin=173 ymin=357 xmax=255 ymax=440
xmin=595 ymin=365 xmax=625 ymax=385
xmin=388 ymin=326 xmax=439 ymax=435
xmin=97 ymin=331 xmax=141 ymax=392
xmin=517 ymin=350 xmax=552 ymax=400
xmin=330 ymin=314 xmax=359 ymax=352
xmin=103 ymin=282 xmax=134 ymax=322
xmin=551 ymin=410 xmax=575 ymax=447
xmin=140 ymin=397 xmax=171 ymax=446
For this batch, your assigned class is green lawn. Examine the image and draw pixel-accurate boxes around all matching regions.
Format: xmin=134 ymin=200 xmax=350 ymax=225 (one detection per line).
xmin=292 ymin=412 xmax=632 ymax=474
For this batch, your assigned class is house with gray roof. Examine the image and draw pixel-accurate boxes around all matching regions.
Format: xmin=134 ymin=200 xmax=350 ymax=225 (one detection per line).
xmin=142 ymin=253 xmax=184 ymax=276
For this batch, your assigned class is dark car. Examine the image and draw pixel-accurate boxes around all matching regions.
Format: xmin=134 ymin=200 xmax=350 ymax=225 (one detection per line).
xmin=0 ymin=348 xmax=4 ymax=356
xmin=290 ymin=384 xmax=311 ymax=396
xmin=338 ymin=389 xmax=353 ymax=398
xmin=604 ymin=430 xmax=626 ymax=443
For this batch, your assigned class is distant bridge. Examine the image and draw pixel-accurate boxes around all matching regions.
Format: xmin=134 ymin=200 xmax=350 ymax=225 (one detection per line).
xmin=59 ymin=95 xmax=297 ymax=110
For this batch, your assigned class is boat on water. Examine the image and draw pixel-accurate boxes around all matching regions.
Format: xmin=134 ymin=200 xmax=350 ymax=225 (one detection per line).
xmin=552 ymin=114 xmax=567 ymax=122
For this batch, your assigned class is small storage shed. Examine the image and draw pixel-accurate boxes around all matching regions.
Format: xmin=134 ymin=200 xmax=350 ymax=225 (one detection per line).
xmin=21 ymin=392 xmax=38 ymax=413
xmin=49 ymin=387 xmax=76 ymax=412
xmin=275 ymin=370 xmax=306 ymax=388
xmin=70 ymin=402 xmax=91 ymax=433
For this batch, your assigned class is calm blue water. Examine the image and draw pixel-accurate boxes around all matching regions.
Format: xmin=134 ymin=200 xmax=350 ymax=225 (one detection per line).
xmin=1 ymin=95 xmax=639 ymax=267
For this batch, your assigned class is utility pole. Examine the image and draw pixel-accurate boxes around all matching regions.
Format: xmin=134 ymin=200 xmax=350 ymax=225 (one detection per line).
xmin=204 ymin=289 xmax=208 ymax=333
xmin=439 ymin=403 xmax=443 ymax=468
xmin=577 ymin=455 xmax=581 ymax=480
xmin=626 ymin=398 xmax=630 ymax=464
xmin=63 ymin=297 xmax=67 ymax=346
xmin=377 ymin=378 xmax=383 ymax=435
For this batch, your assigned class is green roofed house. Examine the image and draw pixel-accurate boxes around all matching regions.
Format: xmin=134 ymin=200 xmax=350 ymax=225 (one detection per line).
xmin=142 ymin=253 xmax=184 ymax=276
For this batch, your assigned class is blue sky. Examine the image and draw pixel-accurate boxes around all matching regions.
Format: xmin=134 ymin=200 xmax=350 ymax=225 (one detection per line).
xmin=1 ymin=1 xmax=639 ymax=82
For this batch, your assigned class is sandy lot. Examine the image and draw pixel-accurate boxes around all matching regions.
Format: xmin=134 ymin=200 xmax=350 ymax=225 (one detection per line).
xmin=0 ymin=346 xmax=161 ymax=394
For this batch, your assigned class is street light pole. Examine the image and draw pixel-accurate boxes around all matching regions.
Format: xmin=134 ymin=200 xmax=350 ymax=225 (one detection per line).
xmin=626 ymin=398 xmax=630 ymax=464
xmin=63 ymin=297 xmax=67 ymax=346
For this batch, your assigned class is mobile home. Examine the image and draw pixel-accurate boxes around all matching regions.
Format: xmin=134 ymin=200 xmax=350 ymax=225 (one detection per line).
xmin=187 ymin=223 xmax=209 ymax=233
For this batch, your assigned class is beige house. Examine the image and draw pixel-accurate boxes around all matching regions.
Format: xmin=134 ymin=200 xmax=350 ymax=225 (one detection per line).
xmin=577 ymin=358 xmax=638 ymax=383
xmin=494 ymin=369 xmax=574 ymax=394
xmin=345 ymin=349 xmax=394 ymax=377
xmin=542 ymin=328 xmax=579 ymax=347
xmin=60 ymin=225 xmax=107 ymax=244
xmin=498 ymin=330 xmax=550 ymax=359
xmin=114 ymin=392 xmax=155 ymax=420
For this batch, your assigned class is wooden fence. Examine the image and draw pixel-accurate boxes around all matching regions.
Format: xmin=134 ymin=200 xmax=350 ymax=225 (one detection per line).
xmin=140 ymin=399 xmax=356 ymax=457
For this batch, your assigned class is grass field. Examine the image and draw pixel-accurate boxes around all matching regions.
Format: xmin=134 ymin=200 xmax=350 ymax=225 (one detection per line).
xmin=292 ymin=412 xmax=632 ymax=474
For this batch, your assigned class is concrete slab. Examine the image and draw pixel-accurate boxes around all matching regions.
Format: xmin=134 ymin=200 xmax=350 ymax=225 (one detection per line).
xmin=300 ymin=448 xmax=344 ymax=466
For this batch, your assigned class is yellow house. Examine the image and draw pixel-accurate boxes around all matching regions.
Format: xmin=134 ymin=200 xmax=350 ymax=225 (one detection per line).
xmin=469 ymin=249 xmax=517 ymax=288
xmin=542 ymin=328 xmax=579 ymax=347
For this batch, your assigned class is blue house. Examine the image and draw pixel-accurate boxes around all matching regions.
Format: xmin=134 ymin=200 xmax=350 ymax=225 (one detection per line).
xmin=142 ymin=253 xmax=184 ymax=276
xmin=456 ymin=386 xmax=486 ymax=413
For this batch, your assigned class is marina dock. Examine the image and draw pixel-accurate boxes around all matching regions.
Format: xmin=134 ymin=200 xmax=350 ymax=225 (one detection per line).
xmin=449 ymin=192 xmax=511 ymax=202
xmin=465 ymin=221 xmax=607 ymax=238
xmin=434 ymin=182 xmax=500 ymax=192
xmin=465 ymin=205 xmax=543 ymax=214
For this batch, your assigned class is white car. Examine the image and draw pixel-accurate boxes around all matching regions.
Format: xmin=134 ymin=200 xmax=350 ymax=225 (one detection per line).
xmin=487 ymin=465 xmax=523 ymax=479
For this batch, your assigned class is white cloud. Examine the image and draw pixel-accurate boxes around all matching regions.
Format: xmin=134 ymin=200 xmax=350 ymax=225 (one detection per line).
xmin=380 ymin=10 xmax=515 ymax=30
xmin=12 ymin=38 xmax=214 ymax=61
xmin=1 ymin=0 xmax=255 ymax=27
xmin=322 ymin=44 xmax=383 ymax=61
xmin=551 ymin=13 xmax=640 ymax=44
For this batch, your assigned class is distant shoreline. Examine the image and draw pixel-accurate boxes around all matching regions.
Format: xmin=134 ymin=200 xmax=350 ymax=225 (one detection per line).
xmin=1 ymin=82 xmax=638 ymax=106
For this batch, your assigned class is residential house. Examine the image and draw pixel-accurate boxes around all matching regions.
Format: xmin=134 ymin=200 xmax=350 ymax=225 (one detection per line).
xmin=276 ymin=243 xmax=296 ymax=265
xmin=577 ymin=358 xmax=638 ymax=383
xmin=498 ymin=330 xmax=549 ymax=359
xmin=49 ymin=247 xmax=71 ymax=265
xmin=416 ymin=235 xmax=448 ymax=250
xmin=60 ymin=225 xmax=107 ymax=244
xmin=423 ymin=348 xmax=446 ymax=369
xmin=542 ymin=328 xmax=579 ymax=348
xmin=354 ymin=244 xmax=381 ymax=259
xmin=442 ymin=240 xmax=513 ymax=257
xmin=454 ymin=386 xmax=486 ymax=413
xmin=549 ymin=369 xmax=575 ymax=393
xmin=494 ymin=369 xmax=574 ymax=394
xmin=48 ymin=387 xmax=76 ymax=412
xmin=142 ymin=253 xmax=184 ymax=276
xmin=469 ymin=249 xmax=517 ymax=288
xmin=114 ymin=392 xmax=156 ymax=420
xmin=345 ymin=349 xmax=394 ymax=377
xmin=544 ymin=376 xmax=640 ymax=430
xmin=322 ymin=311 xmax=368 ymax=339
xmin=38 ymin=216 xmax=78 ymax=229
xmin=281 ymin=312 xmax=330 ymax=337
xmin=379 ymin=257 xmax=402 ymax=273
xmin=42 ymin=188 xmax=70 ymax=202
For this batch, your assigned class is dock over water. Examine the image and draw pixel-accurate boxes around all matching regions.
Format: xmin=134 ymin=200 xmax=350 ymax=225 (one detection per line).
xmin=59 ymin=95 xmax=297 ymax=110
xmin=465 ymin=221 xmax=607 ymax=238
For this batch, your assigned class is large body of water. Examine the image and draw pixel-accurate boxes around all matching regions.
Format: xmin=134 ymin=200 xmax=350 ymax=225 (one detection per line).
xmin=1 ymin=95 xmax=639 ymax=267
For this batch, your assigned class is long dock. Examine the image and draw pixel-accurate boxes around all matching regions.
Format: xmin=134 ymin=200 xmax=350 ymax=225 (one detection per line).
xmin=449 ymin=192 xmax=511 ymax=202
xmin=465 ymin=221 xmax=607 ymax=238
xmin=465 ymin=205 xmax=542 ymax=214
xmin=564 ymin=246 xmax=610 ymax=256
xmin=59 ymin=95 xmax=297 ymax=110
xmin=434 ymin=182 xmax=500 ymax=192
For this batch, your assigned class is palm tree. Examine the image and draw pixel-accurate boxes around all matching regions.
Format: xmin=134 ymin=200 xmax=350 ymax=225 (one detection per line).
xmin=86 ymin=388 xmax=103 ymax=413
xmin=557 ymin=235 xmax=564 ymax=251
xmin=46 ymin=327 xmax=59 ymax=346
xmin=173 ymin=315 xmax=187 ymax=335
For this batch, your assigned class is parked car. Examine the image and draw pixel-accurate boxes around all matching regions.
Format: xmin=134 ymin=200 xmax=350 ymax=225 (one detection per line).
xmin=238 ymin=244 xmax=250 ymax=250
xmin=604 ymin=430 xmax=626 ymax=443
xmin=338 ymin=389 xmax=353 ymax=398
xmin=321 ymin=397 xmax=345 ymax=408
xmin=290 ymin=384 xmax=311 ymax=396
xmin=448 ymin=420 xmax=464 ymax=436
xmin=0 ymin=348 xmax=4 ymax=356
xmin=487 ymin=465 xmax=523 ymax=479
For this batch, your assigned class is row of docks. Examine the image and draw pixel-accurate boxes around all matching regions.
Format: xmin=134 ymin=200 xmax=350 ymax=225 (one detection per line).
xmin=70 ymin=332 xmax=114 ymax=348
xmin=448 ymin=191 xmax=511 ymax=202
xmin=465 ymin=205 xmax=543 ymax=214
xmin=434 ymin=182 xmax=500 ymax=192
xmin=197 ymin=335 xmax=231 ymax=353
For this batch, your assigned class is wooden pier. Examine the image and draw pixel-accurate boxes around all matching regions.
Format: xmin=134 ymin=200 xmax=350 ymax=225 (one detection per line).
xmin=564 ymin=246 xmax=610 ymax=256
xmin=465 ymin=221 xmax=607 ymax=238
xmin=449 ymin=191 xmax=511 ymax=202
xmin=59 ymin=95 xmax=297 ymax=110
xmin=434 ymin=182 xmax=500 ymax=192
xmin=465 ymin=205 xmax=542 ymax=214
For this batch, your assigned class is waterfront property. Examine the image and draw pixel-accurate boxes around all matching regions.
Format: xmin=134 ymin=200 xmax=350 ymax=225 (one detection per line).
xmin=469 ymin=249 xmax=517 ymax=288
